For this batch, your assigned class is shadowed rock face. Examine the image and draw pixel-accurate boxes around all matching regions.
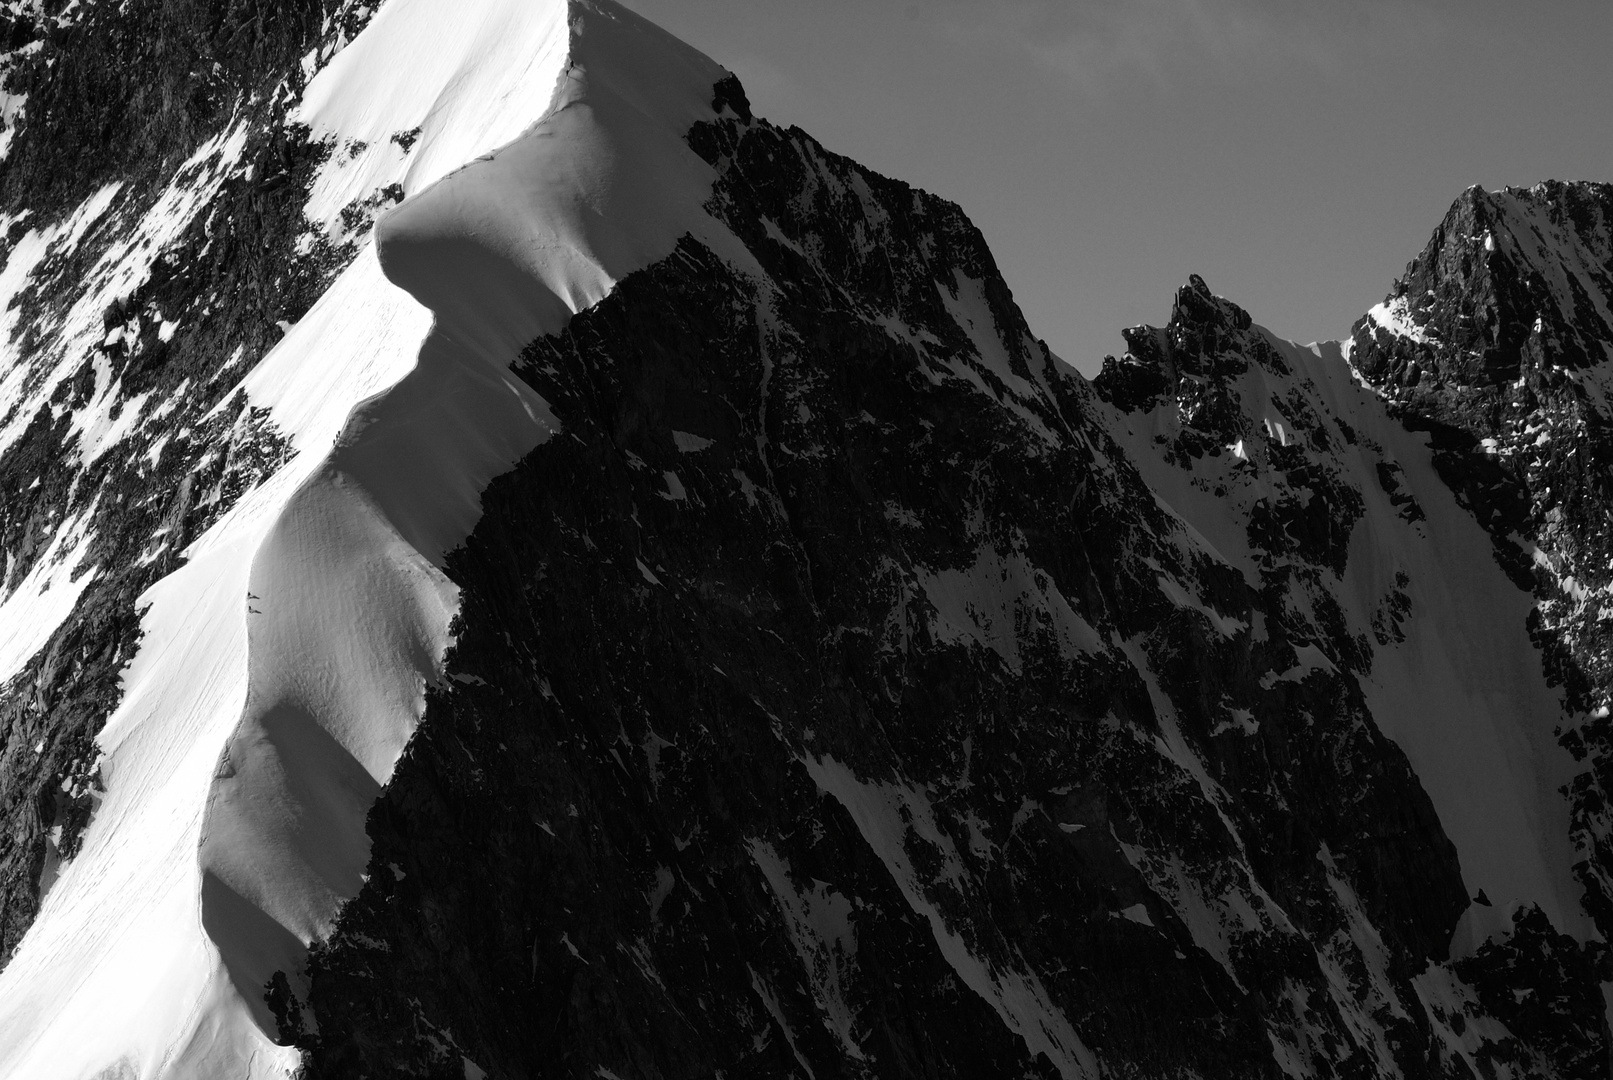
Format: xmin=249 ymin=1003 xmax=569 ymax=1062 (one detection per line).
xmin=279 ymin=100 xmax=1543 ymax=1080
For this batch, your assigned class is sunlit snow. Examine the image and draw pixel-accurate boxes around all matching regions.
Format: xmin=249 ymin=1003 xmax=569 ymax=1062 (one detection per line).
xmin=0 ymin=1 xmax=750 ymax=1076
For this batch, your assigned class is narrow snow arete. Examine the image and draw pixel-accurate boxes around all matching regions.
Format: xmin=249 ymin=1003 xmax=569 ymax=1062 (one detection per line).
xmin=0 ymin=1 xmax=751 ymax=1076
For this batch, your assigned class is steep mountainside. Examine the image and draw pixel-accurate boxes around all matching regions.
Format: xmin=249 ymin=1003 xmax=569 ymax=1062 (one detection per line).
xmin=1351 ymin=183 xmax=1613 ymax=940
xmin=1098 ymin=275 xmax=1608 ymax=1080
xmin=0 ymin=2 xmax=1608 ymax=1079
xmin=0 ymin=0 xmax=378 ymax=961
xmin=292 ymin=113 xmax=1480 ymax=1080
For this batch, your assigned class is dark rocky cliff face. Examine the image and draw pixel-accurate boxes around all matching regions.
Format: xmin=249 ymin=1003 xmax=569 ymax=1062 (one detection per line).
xmin=273 ymin=99 xmax=1593 ymax=1079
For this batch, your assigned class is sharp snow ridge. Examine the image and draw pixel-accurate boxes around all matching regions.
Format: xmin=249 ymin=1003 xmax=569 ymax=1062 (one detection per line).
xmin=0 ymin=1 xmax=744 ymax=1076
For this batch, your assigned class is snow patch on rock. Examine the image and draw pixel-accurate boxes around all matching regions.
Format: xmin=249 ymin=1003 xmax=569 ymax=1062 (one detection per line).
xmin=802 ymin=753 xmax=1100 ymax=1080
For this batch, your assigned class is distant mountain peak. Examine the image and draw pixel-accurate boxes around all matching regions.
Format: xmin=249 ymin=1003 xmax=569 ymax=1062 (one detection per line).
xmin=1355 ymin=179 xmax=1613 ymax=396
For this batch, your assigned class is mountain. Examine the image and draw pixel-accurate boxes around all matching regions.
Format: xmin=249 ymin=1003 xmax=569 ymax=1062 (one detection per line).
xmin=1349 ymin=182 xmax=1613 ymax=940
xmin=0 ymin=1 xmax=1607 ymax=1078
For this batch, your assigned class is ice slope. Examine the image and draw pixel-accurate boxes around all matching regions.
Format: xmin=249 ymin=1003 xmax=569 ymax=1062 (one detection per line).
xmin=0 ymin=1 xmax=747 ymax=1076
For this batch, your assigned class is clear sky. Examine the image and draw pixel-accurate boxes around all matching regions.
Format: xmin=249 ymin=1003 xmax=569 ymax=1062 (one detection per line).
xmin=620 ymin=0 xmax=1613 ymax=375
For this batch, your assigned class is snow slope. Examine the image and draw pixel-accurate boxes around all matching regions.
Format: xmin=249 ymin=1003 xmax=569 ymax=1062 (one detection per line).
xmin=0 ymin=1 xmax=747 ymax=1076
xmin=1100 ymin=325 xmax=1589 ymax=945
xmin=1300 ymin=341 xmax=1585 ymax=945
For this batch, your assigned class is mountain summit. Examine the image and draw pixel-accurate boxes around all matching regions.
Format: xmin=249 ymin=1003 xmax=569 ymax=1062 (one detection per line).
xmin=0 ymin=2 xmax=1608 ymax=1078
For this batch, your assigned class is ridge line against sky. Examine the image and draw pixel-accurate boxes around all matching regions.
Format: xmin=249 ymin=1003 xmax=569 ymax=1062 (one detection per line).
xmin=621 ymin=0 xmax=1613 ymax=375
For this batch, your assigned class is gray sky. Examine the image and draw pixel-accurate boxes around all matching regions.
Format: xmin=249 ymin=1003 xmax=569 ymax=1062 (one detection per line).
xmin=621 ymin=0 xmax=1613 ymax=375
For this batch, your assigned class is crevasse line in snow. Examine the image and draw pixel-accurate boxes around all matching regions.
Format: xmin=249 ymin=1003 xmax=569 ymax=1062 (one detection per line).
xmin=0 ymin=2 xmax=745 ymax=1076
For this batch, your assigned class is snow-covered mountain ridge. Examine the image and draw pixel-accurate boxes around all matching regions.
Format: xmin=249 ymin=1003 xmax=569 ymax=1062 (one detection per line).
xmin=0 ymin=1 xmax=1608 ymax=1077
xmin=0 ymin=0 xmax=746 ymax=1075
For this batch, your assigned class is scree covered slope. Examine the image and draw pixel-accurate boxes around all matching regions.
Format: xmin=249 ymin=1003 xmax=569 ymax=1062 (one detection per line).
xmin=0 ymin=1 xmax=1608 ymax=1078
